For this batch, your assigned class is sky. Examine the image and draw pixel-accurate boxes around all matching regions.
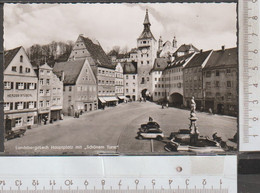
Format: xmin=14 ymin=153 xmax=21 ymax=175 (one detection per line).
xmin=4 ymin=3 xmax=237 ymax=53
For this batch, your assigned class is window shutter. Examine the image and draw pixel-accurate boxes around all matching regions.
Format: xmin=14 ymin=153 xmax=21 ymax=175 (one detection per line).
xmin=10 ymin=103 xmax=13 ymax=110
xmin=24 ymin=83 xmax=27 ymax=90
xmin=27 ymin=83 xmax=30 ymax=89
xmin=34 ymin=83 xmax=37 ymax=89
xmin=11 ymin=82 xmax=14 ymax=89
xmin=23 ymin=102 xmax=26 ymax=109
xmin=16 ymin=83 xmax=18 ymax=89
xmin=15 ymin=102 xmax=18 ymax=110
xmin=34 ymin=101 xmax=37 ymax=108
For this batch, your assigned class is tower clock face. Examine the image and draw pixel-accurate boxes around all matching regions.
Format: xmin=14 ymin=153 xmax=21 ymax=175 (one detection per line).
xmin=141 ymin=48 xmax=148 ymax=54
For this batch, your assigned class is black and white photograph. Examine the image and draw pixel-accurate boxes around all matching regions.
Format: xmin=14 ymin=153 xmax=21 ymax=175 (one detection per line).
xmin=3 ymin=2 xmax=238 ymax=155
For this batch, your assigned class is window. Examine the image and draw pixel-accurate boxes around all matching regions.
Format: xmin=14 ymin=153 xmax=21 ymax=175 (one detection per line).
xmin=47 ymin=70 xmax=51 ymax=75
xmin=126 ymin=75 xmax=128 ymax=79
xmin=20 ymin=55 xmax=23 ymax=62
xmin=46 ymin=101 xmax=50 ymax=107
xmin=29 ymin=101 xmax=34 ymax=109
xmin=40 ymin=90 xmax=44 ymax=96
xmin=57 ymin=98 xmax=61 ymax=103
xmin=4 ymin=103 xmax=10 ymax=111
xmin=15 ymin=118 xmax=22 ymax=127
xmin=126 ymin=89 xmax=129 ymax=93
xmin=206 ymin=82 xmax=211 ymax=89
xmin=102 ymin=70 xmax=104 ymax=74
xmin=206 ymin=71 xmax=211 ymax=77
xmin=141 ymin=77 xmax=145 ymax=84
xmin=28 ymin=83 xmax=35 ymax=90
xmin=17 ymin=82 xmax=24 ymax=90
xmin=40 ymin=79 xmax=44 ymax=85
xmin=25 ymin=68 xmax=30 ymax=73
xmin=226 ymin=68 xmax=231 ymax=74
xmin=133 ymin=89 xmax=135 ymax=92
xmin=69 ymin=86 xmax=72 ymax=92
xmin=147 ymin=61 xmax=149 ymax=64
xmin=46 ymin=90 xmax=50 ymax=96
xmin=126 ymin=83 xmax=128 ymax=86
xmin=40 ymin=70 xmax=44 ymax=75
xmin=141 ymin=61 xmax=143 ymax=65
xmin=27 ymin=116 xmax=34 ymax=125
xmin=227 ymin=81 xmax=231 ymax=88
xmin=46 ymin=79 xmax=50 ymax=85
xmin=68 ymin=96 xmax=71 ymax=102
xmin=147 ymin=77 xmax=149 ymax=81
xmin=16 ymin=102 xmax=23 ymax=110
xmin=39 ymin=101 xmax=44 ymax=108
xmin=215 ymin=81 xmax=220 ymax=88
xmin=12 ymin=66 xmax=17 ymax=72
xmin=53 ymin=88 xmax=57 ymax=92
xmin=227 ymin=93 xmax=232 ymax=99
xmin=4 ymin=82 xmax=12 ymax=90
xmin=143 ymin=41 xmax=146 ymax=44
xmin=63 ymin=87 xmax=65 ymax=92
xmin=19 ymin=66 xmax=23 ymax=73
xmin=216 ymin=70 xmax=220 ymax=76
xmin=155 ymin=84 xmax=157 ymax=88
xmin=147 ymin=54 xmax=149 ymax=57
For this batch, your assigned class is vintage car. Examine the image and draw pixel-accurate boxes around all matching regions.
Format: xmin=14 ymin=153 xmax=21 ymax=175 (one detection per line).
xmin=5 ymin=127 xmax=26 ymax=140
xmin=137 ymin=127 xmax=164 ymax=140
xmin=165 ymin=129 xmax=224 ymax=153
xmin=139 ymin=121 xmax=160 ymax=132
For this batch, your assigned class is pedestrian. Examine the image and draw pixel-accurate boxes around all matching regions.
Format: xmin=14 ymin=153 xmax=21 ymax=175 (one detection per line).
xmin=166 ymin=102 xmax=169 ymax=108
xmin=209 ymin=108 xmax=213 ymax=114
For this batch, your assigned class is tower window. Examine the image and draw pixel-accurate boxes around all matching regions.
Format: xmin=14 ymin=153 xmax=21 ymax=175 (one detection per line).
xmin=19 ymin=66 xmax=23 ymax=73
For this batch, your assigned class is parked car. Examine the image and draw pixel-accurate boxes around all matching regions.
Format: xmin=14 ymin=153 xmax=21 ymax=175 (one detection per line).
xmin=137 ymin=128 xmax=164 ymax=140
xmin=139 ymin=121 xmax=160 ymax=132
xmin=5 ymin=127 xmax=26 ymax=140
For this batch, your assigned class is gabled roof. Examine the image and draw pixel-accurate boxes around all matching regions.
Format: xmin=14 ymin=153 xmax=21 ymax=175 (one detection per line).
xmin=4 ymin=46 xmax=22 ymax=69
xmin=165 ymin=53 xmax=194 ymax=70
xmin=80 ymin=35 xmax=113 ymax=70
xmin=174 ymin=44 xmax=199 ymax=54
xmin=129 ymin=48 xmax=138 ymax=53
xmin=204 ymin=47 xmax=237 ymax=70
xmin=122 ymin=61 xmax=137 ymax=74
xmin=184 ymin=50 xmax=212 ymax=69
xmin=151 ymin=58 xmax=170 ymax=72
xmin=53 ymin=59 xmax=85 ymax=85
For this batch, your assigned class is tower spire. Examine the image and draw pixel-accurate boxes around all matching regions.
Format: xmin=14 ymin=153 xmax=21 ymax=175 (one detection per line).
xmin=143 ymin=9 xmax=151 ymax=26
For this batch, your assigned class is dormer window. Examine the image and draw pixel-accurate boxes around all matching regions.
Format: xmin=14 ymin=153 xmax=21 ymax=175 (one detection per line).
xmin=19 ymin=66 xmax=23 ymax=73
xmin=20 ymin=55 xmax=23 ymax=62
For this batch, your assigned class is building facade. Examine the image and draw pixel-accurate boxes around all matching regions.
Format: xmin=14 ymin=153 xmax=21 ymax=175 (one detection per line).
xmin=50 ymin=70 xmax=64 ymax=121
xmin=35 ymin=63 xmax=53 ymax=124
xmin=4 ymin=46 xmax=38 ymax=132
xmin=123 ymin=61 xmax=138 ymax=101
xmin=163 ymin=53 xmax=195 ymax=106
xmin=114 ymin=63 xmax=125 ymax=101
xmin=137 ymin=9 xmax=157 ymax=100
xmin=53 ymin=59 xmax=98 ymax=116
xmin=150 ymin=58 xmax=169 ymax=102
xmin=202 ymin=47 xmax=238 ymax=116
xmin=68 ymin=35 xmax=117 ymax=108
xmin=183 ymin=50 xmax=213 ymax=109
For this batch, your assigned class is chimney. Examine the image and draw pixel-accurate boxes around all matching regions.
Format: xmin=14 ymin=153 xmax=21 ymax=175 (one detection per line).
xmin=222 ymin=45 xmax=225 ymax=51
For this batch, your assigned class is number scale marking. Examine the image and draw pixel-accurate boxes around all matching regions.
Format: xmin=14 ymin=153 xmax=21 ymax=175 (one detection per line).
xmin=239 ymin=0 xmax=260 ymax=151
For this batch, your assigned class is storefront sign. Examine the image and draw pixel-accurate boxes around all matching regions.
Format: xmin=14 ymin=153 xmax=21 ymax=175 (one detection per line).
xmin=7 ymin=94 xmax=33 ymax=98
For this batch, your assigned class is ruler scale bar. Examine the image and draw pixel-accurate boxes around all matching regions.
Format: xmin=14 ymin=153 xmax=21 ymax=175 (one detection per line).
xmin=0 ymin=190 xmax=229 ymax=193
xmin=239 ymin=0 xmax=260 ymax=151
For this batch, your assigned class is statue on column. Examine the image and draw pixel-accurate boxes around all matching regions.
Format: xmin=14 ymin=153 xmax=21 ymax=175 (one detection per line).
xmin=189 ymin=96 xmax=199 ymax=145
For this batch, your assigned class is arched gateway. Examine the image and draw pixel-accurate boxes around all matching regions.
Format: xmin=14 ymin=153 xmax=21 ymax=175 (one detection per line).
xmin=169 ymin=93 xmax=183 ymax=107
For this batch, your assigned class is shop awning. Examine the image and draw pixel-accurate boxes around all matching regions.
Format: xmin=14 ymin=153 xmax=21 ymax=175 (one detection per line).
xmin=118 ymin=96 xmax=125 ymax=100
xmin=98 ymin=97 xmax=106 ymax=103
xmin=103 ymin=96 xmax=119 ymax=102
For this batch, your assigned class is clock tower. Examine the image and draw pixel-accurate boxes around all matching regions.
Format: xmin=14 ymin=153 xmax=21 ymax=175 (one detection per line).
xmin=137 ymin=9 xmax=157 ymax=100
